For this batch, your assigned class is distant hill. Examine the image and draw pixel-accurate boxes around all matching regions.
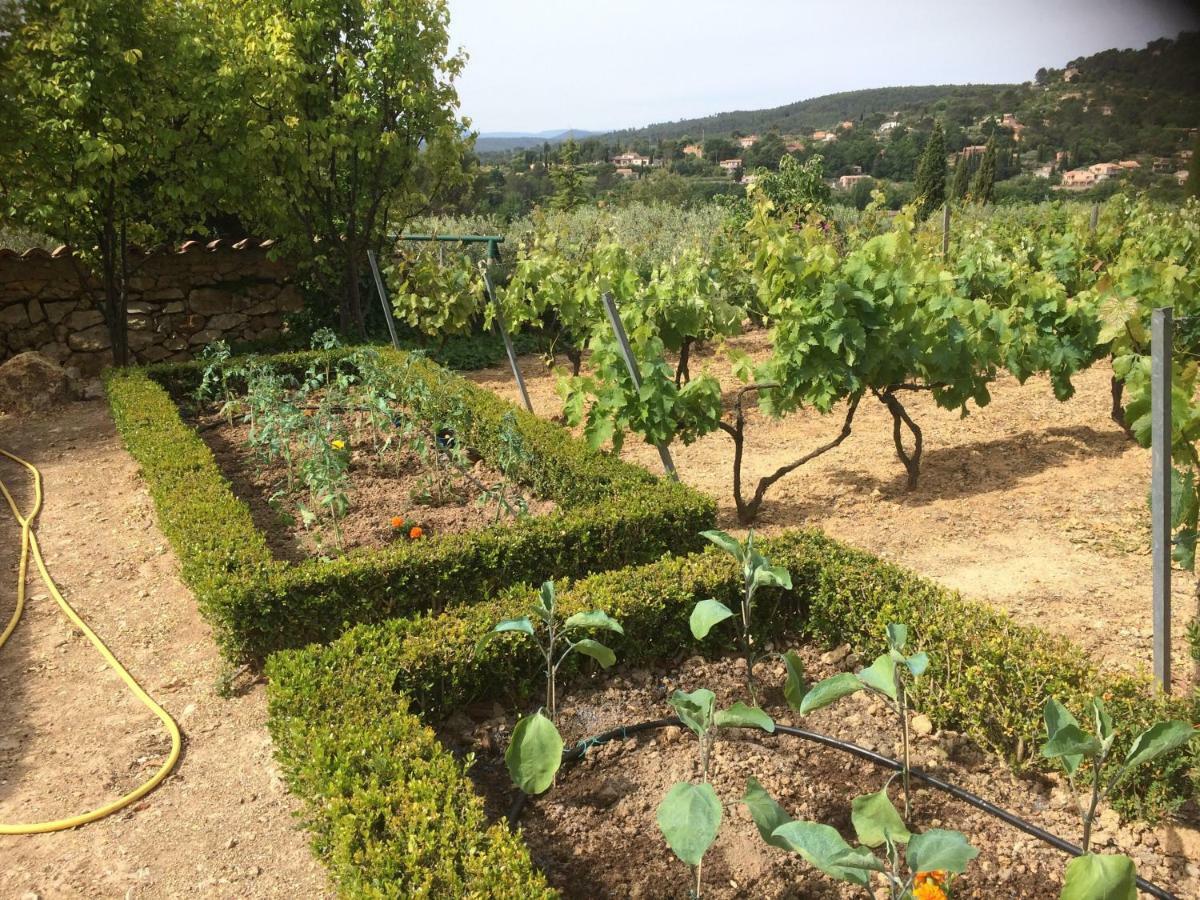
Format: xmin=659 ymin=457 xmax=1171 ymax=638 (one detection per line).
xmin=475 ymin=129 xmax=597 ymax=154
xmin=601 ymin=84 xmax=1019 ymax=143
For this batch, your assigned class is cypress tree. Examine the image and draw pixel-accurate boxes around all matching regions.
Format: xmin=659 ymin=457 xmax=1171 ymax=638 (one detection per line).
xmin=551 ymin=139 xmax=588 ymax=211
xmin=949 ymin=151 xmax=974 ymax=201
xmin=971 ymin=134 xmax=997 ymax=204
xmin=914 ymin=121 xmax=947 ymax=220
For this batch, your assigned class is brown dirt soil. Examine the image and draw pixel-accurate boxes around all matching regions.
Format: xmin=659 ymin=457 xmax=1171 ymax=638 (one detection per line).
xmin=466 ymin=330 xmax=1200 ymax=694
xmin=446 ymin=649 xmax=1200 ymax=899
xmin=197 ymin=413 xmax=555 ymax=561
xmin=0 ymin=402 xmax=330 ymax=899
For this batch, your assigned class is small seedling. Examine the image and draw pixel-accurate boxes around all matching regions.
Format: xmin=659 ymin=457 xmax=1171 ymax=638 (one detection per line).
xmin=688 ymin=529 xmax=792 ymax=700
xmin=477 ymin=580 xmax=623 ymax=794
xmin=792 ymin=624 xmax=928 ymax=820
xmin=657 ymin=687 xmax=774 ymax=898
xmin=745 ymin=779 xmax=977 ymax=899
xmin=1041 ymin=696 xmax=1197 ymax=898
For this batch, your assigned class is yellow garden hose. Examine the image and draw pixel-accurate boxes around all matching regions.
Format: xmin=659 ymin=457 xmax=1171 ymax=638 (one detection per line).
xmin=0 ymin=446 xmax=180 ymax=834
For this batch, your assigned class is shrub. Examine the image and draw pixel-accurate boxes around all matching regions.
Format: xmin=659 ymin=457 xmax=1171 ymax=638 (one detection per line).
xmin=105 ymin=347 xmax=714 ymax=660
xmin=267 ymin=531 xmax=1199 ymax=894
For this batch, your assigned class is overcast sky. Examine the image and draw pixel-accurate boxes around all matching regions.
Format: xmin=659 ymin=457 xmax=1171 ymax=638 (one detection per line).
xmin=446 ymin=0 xmax=1199 ymax=134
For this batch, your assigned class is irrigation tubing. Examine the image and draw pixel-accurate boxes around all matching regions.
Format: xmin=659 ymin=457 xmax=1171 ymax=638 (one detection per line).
xmin=507 ymin=716 xmax=1176 ymax=900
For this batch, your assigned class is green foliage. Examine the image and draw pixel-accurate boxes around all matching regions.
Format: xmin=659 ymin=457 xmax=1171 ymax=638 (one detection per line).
xmin=505 ymin=710 xmax=563 ymax=795
xmin=211 ymin=0 xmax=471 ymax=336
xmin=550 ymin=138 xmax=589 ymax=212
xmin=914 ymin=120 xmax=947 ymax=220
xmin=106 ymin=347 xmax=714 ymax=660
xmin=387 ymin=244 xmax=485 ymax=339
xmin=970 ymin=134 xmax=997 ymax=204
xmin=747 ymin=154 xmax=832 ymax=222
xmin=1060 ymin=853 xmax=1137 ymax=900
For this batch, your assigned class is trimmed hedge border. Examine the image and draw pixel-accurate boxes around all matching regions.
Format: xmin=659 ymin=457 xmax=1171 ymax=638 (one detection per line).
xmin=104 ymin=348 xmax=715 ymax=660
xmin=266 ymin=530 xmax=1200 ymax=896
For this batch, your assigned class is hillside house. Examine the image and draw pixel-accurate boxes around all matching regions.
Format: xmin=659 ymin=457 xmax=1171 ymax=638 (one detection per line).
xmin=1117 ymin=160 xmax=1140 ymax=170
xmin=682 ymin=144 xmax=704 ymax=158
xmin=878 ymin=121 xmax=901 ymax=134
xmin=737 ymin=135 xmax=759 ymax=149
xmin=784 ymin=139 xmax=805 ymax=152
xmin=810 ymin=131 xmax=837 ymax=143
xmin=1101 ymin=105 xmax=1114 ymax=116
xmin=1061 ymin=169 xmax=1096 ymax=187
xmin=1177 ymin=170 xmax=1190 ymax=186
xmin=719 ymin=159 xmax=743 ymax=173
xmin=839 ymin=120 xmax=855 ymax=130
xmin=611 ymin=151 xmax=650 ymax=168
xmin=615 ymin=167 xmax=635 ymax=178
xmin=961 ymin=144 xmax=989 ymax=159
xmin=1152 ymin=157 xmax=1174 ymax=173
xmin=1089 ymin=162 xmax=1123 ymax=180
xmin=838 ymin=174 xmax=870 ymax=190
xmin=742 ymin=174 xmax=760 ymax=188
xmin=1180 ymin=149 xmax=1194 ymax=163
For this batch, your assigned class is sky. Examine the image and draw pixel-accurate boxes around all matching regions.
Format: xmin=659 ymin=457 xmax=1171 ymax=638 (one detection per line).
xmin=446 ymin=0 xmax=1200 ymax=134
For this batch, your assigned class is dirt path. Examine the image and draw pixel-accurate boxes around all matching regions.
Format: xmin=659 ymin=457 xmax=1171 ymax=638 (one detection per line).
xmin=0 ymin=401 xmax=329 ymax=899
xmin=467 ymin=330 xmax=1198 ymax=694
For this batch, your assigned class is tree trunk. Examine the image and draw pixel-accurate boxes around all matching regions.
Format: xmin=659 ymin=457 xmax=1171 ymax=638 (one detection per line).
xmin=565 ymin=345 xmax=583 ymax=377
xmin=675 ymin=337 xmax=692 ymax=387
xmin=875 ymin=388 xmax=922 ymax=490
xmin=341 ymin=251 xmax=367 ymax=340
xmin=97 ymin=212 xmax=130 ymax=368
xmin=1111 ymin=375 xmax=1133 ymax=438
xmin=720 ymin=388 xmax=860 ymax=523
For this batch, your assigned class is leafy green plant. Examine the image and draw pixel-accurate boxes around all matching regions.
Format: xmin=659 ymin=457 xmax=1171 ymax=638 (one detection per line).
xmin=796 ymin=624 xmax=928 ymax=819
xmin=657 ymin=687 xmax=775 ymax=898
xmin=195 ymin=340 xmax=240 ymax=422
xmin=1041 ymin=696 xmax=1197 ymax=897
xmin=744 ymin=779 xmax=977 ymax=899
xmin=688 ymin=529 xmax=792 ymax=700
xmin=477 ymin=580 xmax=622 ymax=794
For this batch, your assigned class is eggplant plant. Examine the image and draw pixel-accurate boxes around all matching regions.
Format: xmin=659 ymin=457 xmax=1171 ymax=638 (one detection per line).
xmin=477 ymin=580 xmax=623 ymax=795
xmin=657 ymin=688 xmax=775 ymax=899
xmin=1041 ymin=696 xmax=1197 ymax=899
xmin=743 ymin=778 xmax=977 ymax=899
xmin=688 ymin=529 xmax=792 ymax=700
xmin=793 ymin=624 xmax=928 ymax=820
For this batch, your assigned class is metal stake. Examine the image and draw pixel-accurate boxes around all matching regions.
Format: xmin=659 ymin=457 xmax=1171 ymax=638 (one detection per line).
xmin=941 ymin=203 xmax=951 ymax=260
xmin=481 ymin=241 xmax=533 ymax=413
xmin=1151 ymin=306 xmax=1172 ymax=692
xmin=367 ymin=249 xmax=401 ymax=351
xmin=1090 ymin=203 xmax=1100 ymax=232
xmin=601 ymin=292 xmax=678 ymax=481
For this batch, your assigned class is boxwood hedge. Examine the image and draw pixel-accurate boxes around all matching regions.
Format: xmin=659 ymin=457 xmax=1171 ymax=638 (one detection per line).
xmin=267 ymin=531 xmax=1199 ymax=896
xmin=104 ymin=348 xmax=714 ymax=660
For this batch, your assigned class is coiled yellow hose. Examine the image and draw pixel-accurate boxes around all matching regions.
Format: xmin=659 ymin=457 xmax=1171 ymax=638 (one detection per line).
xmin=0 ymin=446 xmax=181 ymax=834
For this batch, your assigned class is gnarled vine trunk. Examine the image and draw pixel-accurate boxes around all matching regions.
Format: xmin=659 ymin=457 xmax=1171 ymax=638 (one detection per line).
xmin=718 ymin=386 xmax=861 ymax=523
xmin=874 ymin=386 xmax=924 ymax=491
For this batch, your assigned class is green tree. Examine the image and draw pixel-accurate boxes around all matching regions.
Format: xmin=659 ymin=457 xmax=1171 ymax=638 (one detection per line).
xmin=216 ymin=0 xmax=471 ymax=338
xmin=0 ymin=0 xmax=218 ymax=365
xmin=913 ymin=120 xmax=947 ymax=220
xmin=949 ymin=152 xmax=974 ymax=201
xmin=752 ymin=155 xmax=831 ymax=222
xmin=551 ymin=138 xmax=588 ymax=211
xmin=970 ymin=134 xmax=997 ymax=204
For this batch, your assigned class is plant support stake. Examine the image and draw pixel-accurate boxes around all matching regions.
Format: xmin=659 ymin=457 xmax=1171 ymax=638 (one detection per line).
xmin=941 ymin=203 xmax=951 ymax=260
xmin=601 ymin=291 xmax=678 ymax=481
xmin=481 ymin=257 xmax=534 ymax=414
xmin=1090 ymin=203 xmax=1100 ymax=232
xmin=1151 ymin=307 xmax=1172 ymax=692
xmin=367 ymin=249 xmax=401 ymax=351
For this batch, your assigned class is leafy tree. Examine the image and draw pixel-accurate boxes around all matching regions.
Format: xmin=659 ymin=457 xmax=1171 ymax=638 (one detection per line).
xmin=913 ymin=120 xmax=947 ymax=220
xmin=215 ymin=0 xmax=471 ymax=338
xmin=970 ymin=134 xmax=997 ymax=204
xmin=750 ymin=155 xmax=831 ymax=222
xmin=550 ymin=138 xmax=589 ymax=211
xmin=0 ymin=0 xmax=218 ymax=366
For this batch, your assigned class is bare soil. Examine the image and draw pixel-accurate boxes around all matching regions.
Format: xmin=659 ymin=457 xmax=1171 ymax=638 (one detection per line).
xmin=466 ymin=330 xmax=1199 ymax=693
xmin=0 ymin=402 xmax=329 ymax=899
xmin=446 ymin=649 xmax=1200 ymax=899
xmin=197 ymin=413 xmax=555 ymax=561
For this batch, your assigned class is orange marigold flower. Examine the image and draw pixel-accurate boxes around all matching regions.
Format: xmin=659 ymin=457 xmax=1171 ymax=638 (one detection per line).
xmin=912 ymin=881 xmax=947 ymax=900
xmin=390 ymin=516 xmax=404 ymax=529
xmin=915 ymin=871 xmax=947 ymax=886
xmin=409 ymin=526 xmax=424 ymax=539
xmin=303 ymin=409 xmax=315 ymax=417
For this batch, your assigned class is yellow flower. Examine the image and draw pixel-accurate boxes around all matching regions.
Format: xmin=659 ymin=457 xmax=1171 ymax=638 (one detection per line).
xmin=912 ymin=882 xmax=947 ymax=900
xmin=331 ymin=439 xmax=346 ymax=450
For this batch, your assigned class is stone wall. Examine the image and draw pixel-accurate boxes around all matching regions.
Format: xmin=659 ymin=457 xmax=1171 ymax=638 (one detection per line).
xmin=0 ymin=239 xmax=301 ymax=378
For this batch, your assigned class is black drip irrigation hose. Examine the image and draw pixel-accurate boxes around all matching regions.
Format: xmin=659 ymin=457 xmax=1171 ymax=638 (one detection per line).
xmin=506 ymin=716 xmax=1177 ymax=900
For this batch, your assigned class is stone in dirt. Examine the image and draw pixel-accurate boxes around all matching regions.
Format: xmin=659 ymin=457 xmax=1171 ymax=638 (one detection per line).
xmin=0 ymin=351 xmax=74 ymax=417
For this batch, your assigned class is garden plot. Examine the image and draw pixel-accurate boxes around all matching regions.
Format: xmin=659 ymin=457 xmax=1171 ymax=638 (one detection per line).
xmin=188 ymin=339 xmax=555 ymax=560
xmin=448 ymin=649 xmax=1196 ymax=899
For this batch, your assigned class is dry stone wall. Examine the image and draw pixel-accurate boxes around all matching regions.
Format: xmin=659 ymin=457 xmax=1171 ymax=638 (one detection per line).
xmin=0 ymin=239 xmax=301 ymax=377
